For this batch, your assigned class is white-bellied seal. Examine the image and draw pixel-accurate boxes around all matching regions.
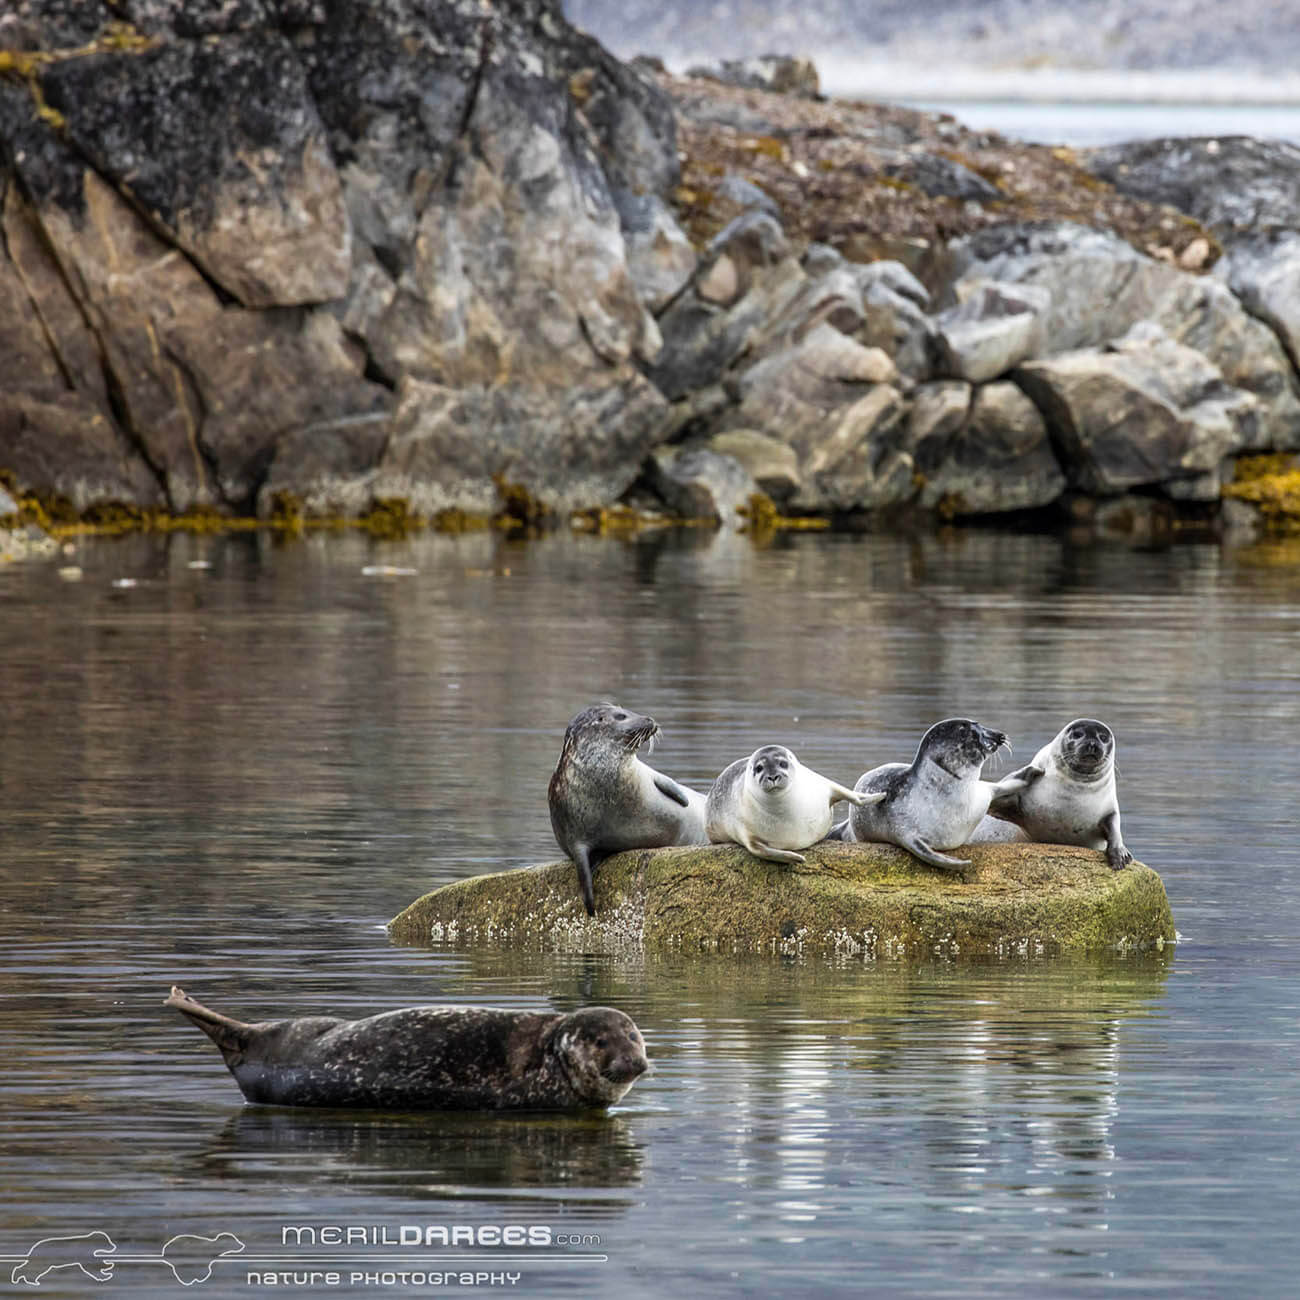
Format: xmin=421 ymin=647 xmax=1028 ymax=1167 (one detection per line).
xmin=166 ymin=987 xmax=651 ymax=1110
xmin=549 ymin=702 xmax=709 ymax=915
xmin=836 ymin=718 xmax=1016 ymax=869
xmin=986 ymin=717 xmax=1133 ymax=869
xmin=706 ymin=744 xmax=881 ymax=864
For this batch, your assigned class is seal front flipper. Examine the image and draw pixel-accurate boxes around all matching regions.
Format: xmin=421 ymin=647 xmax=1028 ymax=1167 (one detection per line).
xmin=898 ymin=835 xmax=970 ymax=871
xmin=653 ymin=774 xmax=691 ymax=809
xmin=824 ymin=818 xmax=849 ymax=842
xmin=1101 ymin=810 xmax=1133 ymax=870
xmin=991 ymin=763 xmax=1042 ymax=797
xmin=987 ymin=763 xmax=1042 ymax=820
xmin=830 ymin=781 xmax=885 ymax=808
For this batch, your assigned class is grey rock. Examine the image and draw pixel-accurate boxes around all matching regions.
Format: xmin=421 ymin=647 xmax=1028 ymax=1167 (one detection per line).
xmin=853 ymin=259 xmax=933 ymax=380
xmin=257 ymin=414 xmax=392 ymax=518
xmin=41 ymin=28 xmax=351 ymax=308
xmin=374 ymin=372 xmax=669 ymax=516
xmin=714 ymin=174 xmax=781 ymax=218
xmin=1218 ymin=232 xmax=1300 ymax=371
xmin=882 ymin=152 xmax=1001 ymax=202
xmin=648 ymin=256 xmax=807 ymax=401
xmin=723 ymin=325 xmax=910 ymax=511
xmin=1081 ymin=136 xmax=1300 ymax=238
xmin=705 ymin=429 xmax=802 ymax=502
xmin=951 ymin=221 xmax=1300 ymax=449
xmin=931 ymin=280 xmax=1050 ymax=383
xmin=615 ymin=192 xmax=697 ymax=312
xmin=647 ymin=446 xmax=758 ymax=525
xmin=906 ymin=381 xmax=971 ymax=474
xmin=1015 ymin=324 xmax=1258 ymax=498
xmin=685 ymin=54 xmax=820 ymax=98
xmin=918 ymin=381 xmax=1065 ymax=515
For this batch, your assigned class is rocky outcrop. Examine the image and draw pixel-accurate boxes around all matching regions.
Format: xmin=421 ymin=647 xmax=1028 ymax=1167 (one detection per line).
xmin=387 ymin=842 xmax=1177 ymax=957
xmin=1016 ymin=323 xmax=1258 ymax=498
xmin=1081 ymin=137 xmax=1300 ymax=241
xmin=0 ymin=0 xmax=682 ymax=516
xmin=948 ymin=222 xmax=1300 ymax=453
xmin=5 ymin=14 xmax=1300 ymax=533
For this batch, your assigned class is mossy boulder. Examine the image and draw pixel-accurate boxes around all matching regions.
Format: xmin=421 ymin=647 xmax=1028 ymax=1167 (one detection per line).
xmin=388 ymin=842 xmax=1175 ymax=957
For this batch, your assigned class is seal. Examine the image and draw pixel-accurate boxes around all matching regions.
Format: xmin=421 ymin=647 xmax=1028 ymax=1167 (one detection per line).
xmin=706 ymin=744 xmax=880 ymax=864
xmin=165 ymin=986 xmax=651 ymax=1110
xmin=986 ymin=717 xmax=1133 ymax=869
xmin=838 ymin=718 xmax=1015 ymax=869
xmin=548 ymin=702 xmax=708 ymax=915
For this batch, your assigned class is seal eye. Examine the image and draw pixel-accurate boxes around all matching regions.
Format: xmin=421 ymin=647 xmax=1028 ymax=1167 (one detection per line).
xmin=595 ymin=1037 xmax=608 ymax=1049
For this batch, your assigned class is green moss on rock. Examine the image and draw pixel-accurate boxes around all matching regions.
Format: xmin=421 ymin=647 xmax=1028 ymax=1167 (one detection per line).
xmin=389 ymin=842 xmax=1175 ymax=957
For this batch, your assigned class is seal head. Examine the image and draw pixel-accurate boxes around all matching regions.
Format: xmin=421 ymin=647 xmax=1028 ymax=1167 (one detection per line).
xmin=548 ymin=1006 xmax=651 ymax=1108
xmin=841 ymin=717 xmax=1010 ymax=870
xmin=750 ymin=744 xmax=794 ymax=793
xmin=987 ymin=718 xmax=1132 ymax=869
xmin=548 ymin=703 xmax=709 ymax=916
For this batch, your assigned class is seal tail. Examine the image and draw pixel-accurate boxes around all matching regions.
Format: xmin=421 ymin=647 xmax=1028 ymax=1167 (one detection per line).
xmin=165 ymin=986 xmax=254 ymax=1059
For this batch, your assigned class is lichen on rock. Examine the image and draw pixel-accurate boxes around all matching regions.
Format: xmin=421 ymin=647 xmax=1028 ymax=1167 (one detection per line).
xmin=389 ymin=842 xmax=1176 ymax=958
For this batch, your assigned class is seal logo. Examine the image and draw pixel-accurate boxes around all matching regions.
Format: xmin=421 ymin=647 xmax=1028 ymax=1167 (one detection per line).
xmin=11 ymin=1232 xmax=116 ymax=1286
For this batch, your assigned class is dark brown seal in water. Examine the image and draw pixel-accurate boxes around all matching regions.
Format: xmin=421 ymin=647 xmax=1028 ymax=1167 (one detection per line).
xmin=166 ymin=987 xmax=651 ymax=1111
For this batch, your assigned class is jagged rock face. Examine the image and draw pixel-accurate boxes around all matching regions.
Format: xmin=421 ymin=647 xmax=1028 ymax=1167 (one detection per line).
xmin=0 ymin=0 xmax=683 ymax=515
xmin=1080 ymin=137 xmax=1300 ymax=240
xmin=949 ymin=221 xmax=1300 ymax=452
xmin=1016 ymin=324 xmax=1259 ymax=498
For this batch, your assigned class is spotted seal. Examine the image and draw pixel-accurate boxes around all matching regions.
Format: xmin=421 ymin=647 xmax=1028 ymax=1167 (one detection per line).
xmin=548 ymin=703 xmax=708 ymax=915
xmin=706 ymin=744 xmax=880 ymax=864
xmin=165 ymin=986 xmax=651 ymax=1110
xmin=837 ymin=718 xmax=1014 ymax=869
xmin=986 ymin=718 xmax=1132 ymax=869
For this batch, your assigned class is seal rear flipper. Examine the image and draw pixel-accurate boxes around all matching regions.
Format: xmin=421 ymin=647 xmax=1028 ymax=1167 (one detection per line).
xmin=165 ymin=986 xmax=256 ymax=1059
xmin=572 ymin=845 xmax=599 ymax=916
xmin=748 ymin=835 xmax=805 ymax=866
xmin=899 ymin=836 xmax=970 ymax=871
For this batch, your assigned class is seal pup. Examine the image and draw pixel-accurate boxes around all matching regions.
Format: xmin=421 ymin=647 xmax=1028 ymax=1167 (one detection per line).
xmin=706 ymin=744 xmax=881 ymax=864
xmin=549 ymin=703 xmax=708 ymax=915
xmin=166 ymin=987 xmax=651 ymax=1111
xmin=839 ymin=718 xmax=1016 ymax=870
xmin=986 ymin=718 xmax=1133 ymax=869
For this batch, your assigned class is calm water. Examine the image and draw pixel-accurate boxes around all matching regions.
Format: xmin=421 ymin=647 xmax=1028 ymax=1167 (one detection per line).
xmin=2 ymin=525 xmax=1299 ymax=1298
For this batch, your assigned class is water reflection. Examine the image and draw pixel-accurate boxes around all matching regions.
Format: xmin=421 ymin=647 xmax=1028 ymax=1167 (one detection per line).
xmin=203 ymin=1110 xmax=644 ymax=1202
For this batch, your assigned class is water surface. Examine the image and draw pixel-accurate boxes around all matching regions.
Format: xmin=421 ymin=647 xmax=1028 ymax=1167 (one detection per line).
xmin=1 ymin=526 xmax=1298 ymax=1296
